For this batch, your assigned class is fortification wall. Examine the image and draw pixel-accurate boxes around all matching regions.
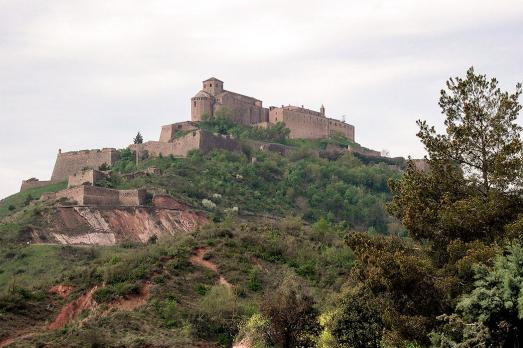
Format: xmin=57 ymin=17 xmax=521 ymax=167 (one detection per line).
xmin=328 ymin=120 xmax=355 ymax=141
xmin=68 ymin=169 xmax=107 ymax=188
xmin=20 ymin=178 xmax=53 ymax=192
xmin=270 ymin=108 xmax=327 ymax=139
xmin=199 ymin=131 xmax=241 ymax=153
xmin=51 ymin=148 xmax=119 ymax=182
xmin=268 ymin=107 xmax=355 ymax=141
xmin=54 ymin=186 xmax=145 ymax=206
xmin=130 ymin=130 xmax=201 ymax=157
xmin=55 ymin=186 xmax=86 ymax=205
xmin=130 ymin=130 xmax=240 ymax=158
xmin=348 ymin=145 xmax=381 ymax=157
xmin=119 ymin=189 xmax=146 ymax=206
xmin=159 ymin=121 xmax=199 ymax=142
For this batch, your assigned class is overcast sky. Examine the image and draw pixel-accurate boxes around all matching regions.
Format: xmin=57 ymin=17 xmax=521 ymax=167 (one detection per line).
xmin=1 ymin=0 xmax=523 ymax=199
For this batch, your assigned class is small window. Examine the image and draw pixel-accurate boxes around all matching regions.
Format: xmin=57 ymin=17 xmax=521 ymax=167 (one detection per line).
xmin=210 ymin=83 xmax=212 ymax=87
xmin=193 ymin=101 xmax=196 ymax=107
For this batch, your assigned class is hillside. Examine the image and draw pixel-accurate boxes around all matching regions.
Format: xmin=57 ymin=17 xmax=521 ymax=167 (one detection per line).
xmin=0 ymin=131 xmax=401 ymax=347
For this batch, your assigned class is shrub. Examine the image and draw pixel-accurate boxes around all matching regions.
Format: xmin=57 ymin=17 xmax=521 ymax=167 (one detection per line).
xmin=247 ymin=269 xmax=262 ymax=292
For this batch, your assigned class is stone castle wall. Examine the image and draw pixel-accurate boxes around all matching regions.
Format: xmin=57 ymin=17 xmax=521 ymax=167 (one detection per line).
xmin=159 ymin=121 xmax=198 ymax=142
xmin=20 ymin=178 xmax=53 ymax=192
xmin=118 ymin=189 xmax=147 ymax=206
xmin=348 ymin=145 xmax=381 ymax=157
xmin=68 ymin=169 xmax=107 ymax=188
xmin=129 ymin=130 xmax=240 ymax=158
xmin=54 ymin=186 xmax=145 ymax=206
xmin=268 ymin=107 xmax=354 ymax=141
xmin=199 ymin=131 xmax=242 ymax=153
xmin=51 ymin=148 xmax=119 ymax=182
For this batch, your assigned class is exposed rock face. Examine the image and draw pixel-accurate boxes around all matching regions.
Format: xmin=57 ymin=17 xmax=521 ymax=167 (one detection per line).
xmin=33 ymin=205 xmax=206 ymax=245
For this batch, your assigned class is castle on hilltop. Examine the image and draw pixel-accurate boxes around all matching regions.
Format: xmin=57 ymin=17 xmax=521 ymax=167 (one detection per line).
xmin=20 ymin=77 xmax=360 ymax=192
xmin=191 ymin=78 xmax=355 ymax=141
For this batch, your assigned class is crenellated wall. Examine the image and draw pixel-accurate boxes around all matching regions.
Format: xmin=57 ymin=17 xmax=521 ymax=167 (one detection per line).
xmin=51 ymin=148 xmax=119 ymax=182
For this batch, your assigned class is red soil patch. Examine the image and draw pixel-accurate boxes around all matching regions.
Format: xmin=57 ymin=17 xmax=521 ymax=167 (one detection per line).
xmin=190 ymin=247 xmax=232 ymax=288
xmin=109 ymin=282 xmax=152 ymax=311
xmin=48 ymin=286 xmax=98 ymax=330
xmin=49 ymin=284 xmax=75 ymax=298
xmin=190 ymin=247 xmax=218 ymax=272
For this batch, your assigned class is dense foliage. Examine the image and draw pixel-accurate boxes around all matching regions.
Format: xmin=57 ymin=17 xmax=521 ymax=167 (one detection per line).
xmin=109 ymin=140 xmax=398 ymax=232
xmin=325 ymin=68 xmax=523 ymax=347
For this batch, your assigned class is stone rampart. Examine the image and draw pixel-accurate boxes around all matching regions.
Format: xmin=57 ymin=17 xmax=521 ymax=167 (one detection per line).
xmin=20 ymin=178 xmax=53 ymax=192
xmin=51 ymin=148 xmax=119 ymax=182
xmin=54 ymin=186 xmax=146 ymax=206
xmin=119 ymin=189 xmax=147 ymax=206
xmin=68 ymin=169 xmax=108 ymax=188
xmin=348 ymin=145 xmax=381 ymax=158
xmin=268 ymin=106 xmax=354 ymax=141
xmin=159 ymin=121 xmax=199 ymax=142
xmin=199 ymin=131 xmax=241 ymax=153
xmin=129 ymin=130 xmax=240 ymax=158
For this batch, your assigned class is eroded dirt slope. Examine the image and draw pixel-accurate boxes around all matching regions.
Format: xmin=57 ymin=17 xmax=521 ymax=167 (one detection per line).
xmin=31 ymin=205 xmax=207 ymax=245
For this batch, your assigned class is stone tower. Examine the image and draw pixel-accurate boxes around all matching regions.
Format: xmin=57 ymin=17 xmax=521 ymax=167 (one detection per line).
xmin=202 ymin=77 xmax=223 ymax=96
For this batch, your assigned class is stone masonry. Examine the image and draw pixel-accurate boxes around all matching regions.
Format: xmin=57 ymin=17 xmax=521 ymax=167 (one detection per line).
xmin=20 ymin=178 xmax=53 ymax=192
xmin=191 ymin=77 xmax=355 ymax=141
xmin=51 ymin=148 xmax=119 ymax=182
xmin=129 ymin=129 xmax=241 ymax=158
xmin=68 ymin=169 xmax=108 ymax=188
xmin=52 ymin=185 xmax=146 ymax=206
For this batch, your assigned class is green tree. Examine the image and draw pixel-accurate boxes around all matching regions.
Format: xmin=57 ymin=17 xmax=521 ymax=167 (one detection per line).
xmin=432 ymin=243 xmax=523 ymax=347
xmin=328 ymin=286 xmax=383 ymax=348
xmin=418 ymin=67 xmax=523 ymax=196
xmin=133 ymin=132 xmax=143 ymax=144
xmin=260 ymin=281 xmax=320 ymax=348
xmin=389 ymin=68 xmax=523 ymax=249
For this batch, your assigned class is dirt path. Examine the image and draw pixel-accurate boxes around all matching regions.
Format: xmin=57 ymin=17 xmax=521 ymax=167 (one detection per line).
xmin=190 ymin=247 xmax=232 ymax=288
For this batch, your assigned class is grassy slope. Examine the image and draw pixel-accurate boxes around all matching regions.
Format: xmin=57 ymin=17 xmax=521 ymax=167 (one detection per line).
xmin=0 ymin=181 xmax=66 ymax=218
xmin=0 ymin=134 xmax=402 ymax=346
xmin=0 ymin=218 xmax=355 ymax=346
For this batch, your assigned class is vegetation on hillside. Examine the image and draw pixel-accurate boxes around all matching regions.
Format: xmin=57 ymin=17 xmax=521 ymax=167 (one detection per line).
xmin=108 ymin=137 xmax=399 ymax=232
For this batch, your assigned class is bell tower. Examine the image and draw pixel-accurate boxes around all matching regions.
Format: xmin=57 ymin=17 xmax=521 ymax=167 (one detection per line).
xmin=202 ymin=77 xmax=224 ymax=96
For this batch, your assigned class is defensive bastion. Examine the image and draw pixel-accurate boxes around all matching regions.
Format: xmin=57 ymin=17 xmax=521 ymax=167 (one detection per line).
xmin=51 ymin=148 xmax=119 ymax=182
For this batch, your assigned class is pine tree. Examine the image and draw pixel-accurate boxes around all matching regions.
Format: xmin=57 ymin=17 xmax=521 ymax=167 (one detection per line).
xmin=133 ymin=132 xmax=143 ymax=144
